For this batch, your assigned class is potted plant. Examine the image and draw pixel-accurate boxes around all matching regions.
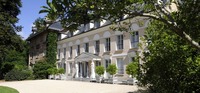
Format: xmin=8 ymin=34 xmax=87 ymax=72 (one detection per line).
xmin=58 ymin=68 xmax=66 ymax=80
xmin=95 ymin=66 xmax=104 ymax=83
xmin=126 ymin=58 xmax=139 ymax=85
xmin=47 ymin=67 xmax=58 ymax=80
xmin=106 ymin=64 xmax=117 ymax=84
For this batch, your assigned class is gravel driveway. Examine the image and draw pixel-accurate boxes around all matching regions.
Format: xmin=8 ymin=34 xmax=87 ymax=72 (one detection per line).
xmin=0 ymin=80 xmax=138 ymax=93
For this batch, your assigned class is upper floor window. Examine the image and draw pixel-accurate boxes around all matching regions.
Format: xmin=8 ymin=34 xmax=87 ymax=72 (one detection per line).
xmin=84 ymin=43 xmax=89 ymax=52
xmin=105 ymin=38 xmax=111 ymax=52
xmin=77 ymin=45 xmax=80 ymax=56
xmin=94 ymin=21 xmax=100 ymax=28
xmin=63 ymin=48 xmax=66 ymax=58
xmin=117 ymin=35 xmax=124 ymax=50
xmin=95 ymin=40 xmax=100 ymax=54
xmin=131 ymin=31 xmax=139 ymax=48
xmin=69 ymin=46 xmax=72 ymax=57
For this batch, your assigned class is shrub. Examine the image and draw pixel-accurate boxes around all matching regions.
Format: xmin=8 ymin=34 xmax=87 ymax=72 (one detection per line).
xmin=106 ymin=64 xmax=117 ymax=77
xmin=126 ymin=62 xmax=139 ymax=78
xmin=58 ymin=68 xmax=65 ymax=74
xmin=5 ymin=69 xmax=32 ymax=81
xmin=33 ymin=62 xmax=53 ymax=79
xmin=95 ymin=66 xmax=104 ymax=76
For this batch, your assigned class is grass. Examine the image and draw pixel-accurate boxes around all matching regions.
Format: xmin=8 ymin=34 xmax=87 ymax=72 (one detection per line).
xmin=0 ymin=86 xmax=19 ymax=93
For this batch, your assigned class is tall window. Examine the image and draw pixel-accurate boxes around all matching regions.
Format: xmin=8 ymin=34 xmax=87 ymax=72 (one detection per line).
xmin=58 ymin=49 xmax=60 ymax=59
xmin=105 ymin=59 xmax=111 ymax=68
xmin=131 ymin=31 xmax=139 ymax=48
xmin=63 ymin=48 xmax=66 ymax=58
xmin=95 ymin=40 xmax=100 ymax=54
xmin=69 ymin=46 xmax=72 ymax=57
xmin=117 ymin=58 xmax=124 ymax=74
xmin=77 ymin=45 xmax=80 ymax=56
xmin=85 ymin=43 xmax=89 ymax=52
xmin=117 ymin=35 xmax=124 ymax=50
xmin=105 ymin=38 xmax=111 ymax=52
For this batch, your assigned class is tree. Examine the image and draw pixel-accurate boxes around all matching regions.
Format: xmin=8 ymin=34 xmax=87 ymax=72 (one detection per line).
xmin=126 ymin=57 xmax=139 ymax=78
xmin=32 ymin=17 xmax=46 ymax=33
xmin=95 ymin=66 xmax=104 ymax=76
xmin=46 ymin=31 xmax=57 ymax=65
xmin=40 ymin=0 xmax=200 ymax=50
xmin=0 ymin=0 xmax=24 ymax=79
xmin=106 ymin=64 xmax=117 ymax=77
xmin=140 ymin=20 xmax=200 ymax=92
xmin=33 ymin=59 xmax=53 ymax=79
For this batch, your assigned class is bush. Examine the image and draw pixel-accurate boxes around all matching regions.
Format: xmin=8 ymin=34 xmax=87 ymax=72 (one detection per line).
xmin=95 ymin=66 xmax=104 ymax=76
xmin=58 ymin=68 xmax=65 ymax=74
xmin=126 ymin=62 xmax=139 ymax=78
xmin=33 ymin=62 xmax=53 ymax=79
xmin=5 ymin=69 xmax=32 ymax=81
xmin=106 ymin=64 xmax=117 ymax=77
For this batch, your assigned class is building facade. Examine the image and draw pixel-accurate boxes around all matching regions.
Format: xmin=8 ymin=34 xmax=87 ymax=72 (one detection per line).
xmin=27 ymin=22 xmax=63 ymax=68
xmin=57 ymin=17 xmax=149 ymax=80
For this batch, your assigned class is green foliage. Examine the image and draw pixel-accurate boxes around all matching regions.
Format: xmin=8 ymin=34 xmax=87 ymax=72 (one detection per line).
xmin=140 ymin=20 xmax=200 ymax=93
xmin=58 ymin=68 xmax=65 ymax=74
xmin=95 ymin=66 xmax=104 ymax=76
xmin=4 ymin=69 xmax=32 ymax=81
xmin=47 ymin=67 xmax=58 ymax=75
xmin=0 ymin=0 xmax=24 ymax=79
xmin=33 ymin=17 xmax=46 ymax=32
xmin=46 ymin=31 xmax=57 ymax=65
xmin=0 ymin=42 xmax=28 ymax=79
xmin=106 ymin=64 xmax=117 ymax=76
xmin=0 ymin=86 xmax=19 ymax=93
xmin=33 ymin=60 xmax=53 ymax=79
xmin=126 ymin=61 xmax=139 ymax=78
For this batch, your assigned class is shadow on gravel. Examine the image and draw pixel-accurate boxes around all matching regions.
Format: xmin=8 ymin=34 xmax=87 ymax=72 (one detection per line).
xmin=128 ymin=89 xmax=149 ymax=93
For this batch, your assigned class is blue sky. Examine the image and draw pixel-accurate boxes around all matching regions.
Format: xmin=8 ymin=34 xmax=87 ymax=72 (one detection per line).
xmin=17 ymin=0 xmax=47 ymax=39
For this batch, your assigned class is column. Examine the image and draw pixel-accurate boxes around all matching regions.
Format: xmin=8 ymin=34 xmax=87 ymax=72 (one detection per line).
xmin=86 ymin=62 xmax=89 ymax=78
xmin=75 ymin=62 xmax=79 ymax=78
xmin=80 ymin=62 xmax=83 ymax=78
xmin=90 ymin=60 xmax=95 ymax=80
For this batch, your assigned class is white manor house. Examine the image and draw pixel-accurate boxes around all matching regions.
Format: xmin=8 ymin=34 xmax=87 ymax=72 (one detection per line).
xmin=56 ymin=17 xmax=149 ymax=81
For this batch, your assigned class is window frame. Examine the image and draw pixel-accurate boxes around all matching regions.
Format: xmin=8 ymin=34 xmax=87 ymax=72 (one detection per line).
xmin=117 ymin=35 xmax=124 ymax=50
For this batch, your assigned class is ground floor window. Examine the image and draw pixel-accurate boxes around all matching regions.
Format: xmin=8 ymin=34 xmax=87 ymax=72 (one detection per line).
xmin=95 ymin=61 xmax=101 ymax=67
xmin=105 ymin=59 xmax=111 ymax=68
xmin=117 ymin=58 xmax=124 ymax=74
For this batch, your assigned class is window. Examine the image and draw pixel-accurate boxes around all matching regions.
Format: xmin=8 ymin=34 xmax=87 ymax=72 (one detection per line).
xmin=77 ymin=45 xmax=80 ymax=56
xmin=95 ymin=61 xmax=101 ymax=67
xmin=85 ymin=43 xmax=89 ymax=52
xmin=117 ymin=58 xmax=124 ymax=74
xmin=117 ymin=35 xmax=124 ymax=50
xmin=94 ymin=21 xmax=100 ymax=28
xmin=95 ymin=40 xmax=100 ymax=54
xmin=105 ymin=38 xmax=111 ymax=52
xmin=69 ymin=46 xmax=72 ymax=57
xmin=105 ymin=59 xmax=111 ymax=68
xmin=58 ymin=49 xmax=60 ymax=59
xmin=131 ymin=31 xmax=139 ymax=48
xmin=63 ymin=48 xmax=66 ymax=58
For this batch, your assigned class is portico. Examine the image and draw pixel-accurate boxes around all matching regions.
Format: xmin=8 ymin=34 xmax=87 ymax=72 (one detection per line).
xmin=74 ymin=52 xmax=101 ymax=81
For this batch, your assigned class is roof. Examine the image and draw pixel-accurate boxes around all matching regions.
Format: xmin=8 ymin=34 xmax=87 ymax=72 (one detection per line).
xmin=74 ymin=52 xmax=101 ymax=62
xmin=26 ymin=22 xmax=63 ymax=41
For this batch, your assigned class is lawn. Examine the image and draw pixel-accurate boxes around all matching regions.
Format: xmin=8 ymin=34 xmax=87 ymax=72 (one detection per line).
xmin=0 ymin=86 xmax=19 ymax=93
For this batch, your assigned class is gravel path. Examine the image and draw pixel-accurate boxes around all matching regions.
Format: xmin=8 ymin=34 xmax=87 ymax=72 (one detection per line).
xmin=0 ymin=80 xmax=138 ymax=93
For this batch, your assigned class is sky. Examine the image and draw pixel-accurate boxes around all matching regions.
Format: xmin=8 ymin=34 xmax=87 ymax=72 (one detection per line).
xmin=17 ymin=0 xmax=47 ymax=39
